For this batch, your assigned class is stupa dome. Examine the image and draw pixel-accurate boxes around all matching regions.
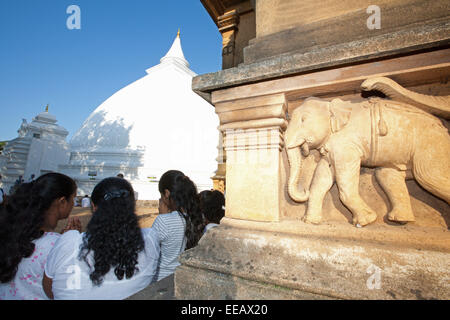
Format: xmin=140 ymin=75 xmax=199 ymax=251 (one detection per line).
xmin=60 ymin=32 xmax=220 ymax=199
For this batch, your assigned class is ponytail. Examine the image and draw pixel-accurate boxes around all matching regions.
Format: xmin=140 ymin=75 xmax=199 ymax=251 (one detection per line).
xmin=159 ymin=171 xmax=203 ymax=249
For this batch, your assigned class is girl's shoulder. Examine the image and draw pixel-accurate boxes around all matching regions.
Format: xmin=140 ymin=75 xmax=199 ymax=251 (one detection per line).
xmin=154 ymin=211 xmax=175 ymax=221
xmin=60 ymin=230 xmax=82 ymax=240
xmin=51 ymin=230 xmax=83 ymax=249
xmin=140 ymin=227 xmax=161 ymax=259
xmin=36 ymin=231 xmax=61 ymax=245
xmin=141 ymin=227 xmax=158 ymax=241
xmin=159 ymin=210 xmax=180 ymax=216
xmin=42 ymin=231 xmax=61 ymax=239
xmin=160 ymin=211 xmax=185 ymax=218
xmin=44 ymin=231 xmax=83 ymax=276
xmin=154 ymin=211 xmax=185 ymax=226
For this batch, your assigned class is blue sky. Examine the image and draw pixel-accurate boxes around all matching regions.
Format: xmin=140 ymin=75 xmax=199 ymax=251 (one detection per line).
xmin=0 ymin=0 xmax=222 ymax=141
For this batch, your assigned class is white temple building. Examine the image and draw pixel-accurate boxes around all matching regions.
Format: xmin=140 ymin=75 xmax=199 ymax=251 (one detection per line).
xmin=59 ymin=32 xmax=219 ymax=199
xmin=0 ymin=107 xmax=70 ymax=193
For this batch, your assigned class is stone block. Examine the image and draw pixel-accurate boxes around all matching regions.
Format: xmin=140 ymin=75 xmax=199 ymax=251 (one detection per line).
xmin=175 ymin=221 xmax=450 ymax=299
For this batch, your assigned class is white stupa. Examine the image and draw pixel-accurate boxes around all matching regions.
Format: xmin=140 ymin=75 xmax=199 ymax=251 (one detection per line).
xmin=59 ymin=32 xmax=219 ymax=199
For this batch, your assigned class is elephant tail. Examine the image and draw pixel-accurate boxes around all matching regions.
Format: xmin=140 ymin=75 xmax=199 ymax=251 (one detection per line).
xmin=361 ymin=77 xmax=450 ymax=119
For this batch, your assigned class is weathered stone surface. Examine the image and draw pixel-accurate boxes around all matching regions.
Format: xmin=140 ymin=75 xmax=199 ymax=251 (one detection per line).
xmin=249 ymin=0 xmax=450 ymax=63
xmin=209 ymin=48 xmax=450 ymax=107
xmin=186 ymin=1 xmax=450 ymax=302
xmin=187 ymin=59 xmax=450 ymax=301
xmin=254 ymin=0 xmax=449 ymax=39
xmin=192 ymin=20 xmax=450 ymax=98
xmin=175 ymin=222 xmax=450 ymax=300
xmin=175 ymin=264 xmax=332 ymax=300
xmin=126 ymin=274 xmax=175 ymax=300
xmin=284 ymin=85 xmax=450 ymax=226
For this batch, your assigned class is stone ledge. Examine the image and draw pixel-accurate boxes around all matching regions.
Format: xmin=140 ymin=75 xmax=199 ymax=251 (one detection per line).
xmin=176 ymin=225 xmax=450 ymax=299
xmin=192 ymin=20 xmax=450 ymax=100
xmin=175 ymin=265 xmax=333 ymax=300
xmin=220 ymin=218 xmax=450 ymax=253
xmin=126 ymin=274 xmax=175 ymax=300
xmin=245 ymin=1 xmax=450 ymax=64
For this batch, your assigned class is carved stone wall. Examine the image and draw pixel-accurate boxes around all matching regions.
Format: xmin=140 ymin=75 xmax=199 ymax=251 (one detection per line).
xmin=246 ymin=0 xmax=450 ymax=63
xmin=209 ymin=50 xmax=450 ymax=230
xmin=177 ymin=45 xmax=450 ymax=299
xmin=177 ymin=1 xmax=450 ymax=300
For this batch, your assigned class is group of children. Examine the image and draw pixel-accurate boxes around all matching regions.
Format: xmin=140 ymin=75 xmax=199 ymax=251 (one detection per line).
xmin=0 ymin=170 xmax=225 ymax=300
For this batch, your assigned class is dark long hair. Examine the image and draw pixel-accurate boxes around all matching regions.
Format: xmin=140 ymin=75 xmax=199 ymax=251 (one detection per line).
xmin=79 ymin=177 xmax=144 ymax=286
xmin=0 ymin=173 xmax=76 ymax=283
xmin=158 ymin=170 xmax=203 ymax=249
xmin=199 ymin=190 xmax=225 ymax=224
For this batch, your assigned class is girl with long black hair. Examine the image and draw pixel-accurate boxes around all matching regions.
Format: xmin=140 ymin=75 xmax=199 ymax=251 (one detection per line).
xmin=152 ymin=170 xmax=203 ymax=281
xmin=199 ymin=189 xmax=225 ymax=234
xmin=43 ymin=177 xmax=160 ymax=300
xmin=0 ymin=173 xmax=78 ymax=300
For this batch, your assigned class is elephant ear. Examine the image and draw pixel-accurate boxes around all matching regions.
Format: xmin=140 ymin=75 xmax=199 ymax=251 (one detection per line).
xmin=329 ymin=98 xmax=352 ymax=133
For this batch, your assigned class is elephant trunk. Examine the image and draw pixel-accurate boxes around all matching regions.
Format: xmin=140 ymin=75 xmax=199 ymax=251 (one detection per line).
xmin=287 ymin=142 xmax=310 ymax=202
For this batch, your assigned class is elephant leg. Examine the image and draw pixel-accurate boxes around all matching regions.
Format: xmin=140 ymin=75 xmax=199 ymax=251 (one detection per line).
xmin=412 ymin=139 xmax=450 ymax=204
xmin=334 ymin=155 xmax=377 ymax=226
xmin=303 ymin=158 xmax=334 ymax=224
xmin=375 ymin=167 xmax=415 ymax=222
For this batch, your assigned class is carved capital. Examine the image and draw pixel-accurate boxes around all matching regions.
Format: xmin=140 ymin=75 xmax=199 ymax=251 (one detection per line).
xmin=218 ymin=9 xmax=240 ymax=68
xmin=215 ymin=93 xmax=288 ymax=131
xmin=217 ymin=9 xmax=239 ymax=33
xmin=214 ymin=93 xmax=287 ymax=155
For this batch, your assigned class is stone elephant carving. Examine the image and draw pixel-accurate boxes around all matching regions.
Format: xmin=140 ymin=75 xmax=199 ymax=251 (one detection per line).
xmin=285 ymin=77 xmax=450 ymax=227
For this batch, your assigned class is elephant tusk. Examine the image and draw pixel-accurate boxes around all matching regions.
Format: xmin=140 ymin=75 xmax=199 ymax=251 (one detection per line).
xmin=301 ymin=143 xmax=310 ymax=157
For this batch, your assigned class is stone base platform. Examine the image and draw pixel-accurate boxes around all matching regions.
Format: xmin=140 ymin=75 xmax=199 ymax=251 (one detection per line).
xmin=126 ymin=274 xmax=175 ymax=300
xmin=174 ymin=218 xmax=450 ymax=300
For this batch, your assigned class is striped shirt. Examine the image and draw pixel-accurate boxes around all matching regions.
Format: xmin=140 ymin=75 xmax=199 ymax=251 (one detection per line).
xmin=151 ymin=211 xmax=187 ymax=281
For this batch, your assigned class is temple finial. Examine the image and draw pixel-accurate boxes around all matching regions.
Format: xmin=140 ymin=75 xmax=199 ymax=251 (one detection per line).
xmin=45 ymin=104 xmax=49 ymax=112
xmin=157 ymin=28 xmax=189 ymax=68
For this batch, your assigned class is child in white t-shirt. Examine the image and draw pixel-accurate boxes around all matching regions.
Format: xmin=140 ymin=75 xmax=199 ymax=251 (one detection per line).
xmin=43 ymin=177 xmax=160 ymax=300
xmin=199 ymin=190 xmax=225 ymax=235
xmin=81 ymin=195 xmax=90 ymax=207
xmin=0 ymin=173 xmax=78 ymax=300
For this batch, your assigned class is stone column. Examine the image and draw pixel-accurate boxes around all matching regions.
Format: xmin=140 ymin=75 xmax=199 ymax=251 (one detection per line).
xmin=215 ymin=93 xmax=287 ymax=222
xmin=218 ymin=9 xmax=239 ymax=69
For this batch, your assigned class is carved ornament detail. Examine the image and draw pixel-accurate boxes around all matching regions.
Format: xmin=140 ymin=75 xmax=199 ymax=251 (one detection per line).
xmin=284 ymin=76 xmax=450 ymax=227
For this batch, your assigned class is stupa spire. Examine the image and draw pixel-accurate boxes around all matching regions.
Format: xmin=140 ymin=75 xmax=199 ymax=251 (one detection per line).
xmin=160 ymin=30 xmax=189 ymax=67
